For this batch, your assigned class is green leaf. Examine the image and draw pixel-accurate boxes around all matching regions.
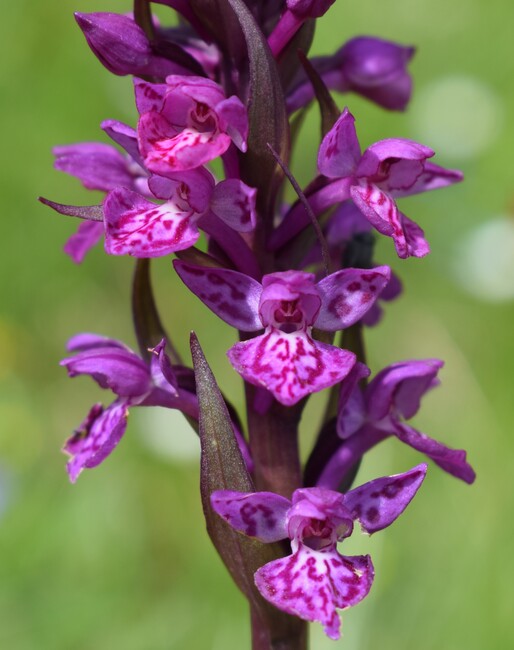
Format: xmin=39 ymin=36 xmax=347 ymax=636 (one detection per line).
xmin=227 ymin=0 xmax=290 ymax=221
xmin=191 ymin=333 xmax=301 ymax=638
xmin=132 ymin=259 xmax=180 ymax=364
xmin=297 ymin=50 xmax=340 ymax=138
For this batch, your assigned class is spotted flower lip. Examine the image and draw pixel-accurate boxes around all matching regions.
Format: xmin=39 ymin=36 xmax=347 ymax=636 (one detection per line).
xmin=173 ymin=261 xmax=391 ymax=405
xmin=103 ymin=168 xmax=256 ymax=257
xmin=61 ymin=335 xmax=196 ymax=482
xmin=136 ymin=75 xmax=248 ymax=174
xmin=317 ymin=359 xmax=476 ymax=488
xmin=211 ymin=464 xmax=427 ymax=639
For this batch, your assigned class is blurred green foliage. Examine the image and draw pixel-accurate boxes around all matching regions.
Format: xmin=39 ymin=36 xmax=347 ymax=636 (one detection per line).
xmin=1 ymin=1 xmax=513 ymax=648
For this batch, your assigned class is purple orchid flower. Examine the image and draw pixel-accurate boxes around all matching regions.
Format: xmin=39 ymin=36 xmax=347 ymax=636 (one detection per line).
xmin=287 ymin=36 xmax=415 ymax=113
xmin=61 ymin=334 xmax=197 ymax=482
xmin=174 ymin=261 xmax=391 ymax=405
xmin=317 ymin=360 xmax=476 ymax=487
xmin=53 ymin=139 xmax=149 ymax=262
xmin=136 ymin=75 xmax=248 ymax=174
xmin=272 ymin=108 xmax=463 ymax=257
xmin=318 ymin=108 xmax=463 ymax=257
xmin=75 ymin=12 xmax=191 ymax=78
xmin=211 ymin=464 xmax=426 ymax=639
xmin=103 ymin=167 xmax=256 ymax=257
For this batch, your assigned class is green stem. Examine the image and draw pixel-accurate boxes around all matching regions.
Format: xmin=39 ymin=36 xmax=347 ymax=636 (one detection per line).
xmin=251 ymin=603 xmax=308 ymax=650
xmin=246 ymin=385 xmax=303 ymax=498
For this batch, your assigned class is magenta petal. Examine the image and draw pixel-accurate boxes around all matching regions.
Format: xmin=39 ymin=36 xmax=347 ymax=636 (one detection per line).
xmin=316 ymin=266 xmax=391 ymax=330
xmin=390 ymin=161 xmax=463 ymax=198
xmin=139 ymin=111 xmax=231 ymax=174
xmin=216 ymin=96 xmax=249 ymax=152
xmin=173 ymin=261 xmax=263 ymax=330
xmin=337 ymin=363 xmax=369 ymax=439
xmin=357 ymin=138 xmax=434 ymax=184
xmin=399 ymin=213 xmax=430 ymax=258
xmin=64 ymin=221 xmax=104 ymax=263
xmin=61 ymin=346 xmax=151 ymax=397
xmin=366 ymin=359 xmax=444 ymax=421
xmin=227 ymin=329 xmax=356 ymax=406
xmin=66 ymin=333 xmax=129 ymax=353
xmin=134 ymin=78 xmax=168 ymax=114
xmin=210 ymin=179 xmax=257 ymax=232
xmin=255 ymin=546 xmax=374 ymax=640
xmin=64 ymin=400 xmax=129 ymax=483
xmin=392 ymin=422 xmax=476 ymax=484
xmin=148 ymin=167 xmax=215 ymax=212
xmin=101 ymin=119 xmax=143 ymax=165
xmin=53 ymin=142 xmax=135 ymax=191
xmin=210 ymin=490 xmax=290 ymax=542
xmin=350 ymin=182 xmax=397 ymax=236
xmin=318 ymin=108 xmax=361 ymax=179
xmin=344 ymin=464 xmax=427 ymax=534
xmin=149 ymin=340 xmax=179 ymax=395
xmin=103 ymin=188 xmax=199 ymax=257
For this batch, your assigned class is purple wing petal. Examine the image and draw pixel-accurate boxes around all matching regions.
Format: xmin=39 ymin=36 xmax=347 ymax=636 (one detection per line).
xmin=356 ymin=138 xmax=433 ymax=188
xmin=255 ymin=546 xmax=374 ymax=640
xmin=64 ymin=400 xmax=129 ymax=483
xmin=64 ymin=221 xmax=104 ymax=263
xmin=318 ymin=108 xmax=361 ymax=179
xmin=398 ymin=213 xmax=430 ymax=258
xmin=227 ymin=330 xmax=356 ymax=406
xmin=53 ymin=142 xmax=135 ymax=191
xmin=337 ymin=363 xmax=369 ymax=439
xmin=316 ymin=266 xmax=391 ymax=330
xmin=344 ymin=464 xmax=427 ymax=534
xmin=103 ymin=188 xmax=199 ymax=257
xmin=210 ymin=179 xmax=257 ymax=232
xmin=210 ymin=490 xmax=290 ymax=542
xmin=149 ymin=340 xmax=179 ymax=395
xmin=366 ymin=359 xmax=444 ymax=421
xmin=391 ymin=161 xmax=463 ymax=198
xmin=147 ymin=167 xmax=214 ymax=213
xmin=66 ymin=333 xmax=130 ymax=353
xmin=392 ymin=422 xmax=476 ymax=484
xmin=134 ymin=78 xmax=167 ymax=114
xmin=173 ymin=261 xmax=263 ymax=330
xmin=216 ymin=95 xmax=249 ymax=152
xmin=101 ymin=119 xmax=143 ymax=165
xmin=61 ymin=346 xmax=151 ymax=397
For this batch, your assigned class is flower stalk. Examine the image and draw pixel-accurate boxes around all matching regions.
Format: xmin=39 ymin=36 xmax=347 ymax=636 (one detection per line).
xmin=42 ymin=0 xmax=475 ymax=646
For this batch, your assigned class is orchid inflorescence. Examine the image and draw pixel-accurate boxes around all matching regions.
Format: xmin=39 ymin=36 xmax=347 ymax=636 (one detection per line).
xmin=42 ymin=1 xmax=475 ymax=646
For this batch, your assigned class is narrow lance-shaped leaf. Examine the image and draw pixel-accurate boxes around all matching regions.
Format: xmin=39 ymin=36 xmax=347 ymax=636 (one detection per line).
xmin=132 ymin=259 xmax=180 ymax=364
xmin=228 ymin=0 xmax=290 ymax=221
xmin=190 ymin=333 xmax=303 ymax=641
xmin=298 ymin=50 xmax=340 ymax=138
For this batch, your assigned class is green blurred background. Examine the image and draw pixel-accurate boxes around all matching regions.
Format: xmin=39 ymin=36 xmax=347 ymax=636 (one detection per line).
xmin=1 ymin=1 xmax=513 ymax=648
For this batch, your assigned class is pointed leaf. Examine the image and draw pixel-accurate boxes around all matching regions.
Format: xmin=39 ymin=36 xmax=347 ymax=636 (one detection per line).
xmin=227 ymin=0 xmax=290 ymax=220
xmin=298 ymin=50 xmax=339 ymax=138
xmin=190 ymin=333 xmax=286 ymax=613
xmin=38 ymin=197 xmax=104 ymax=221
